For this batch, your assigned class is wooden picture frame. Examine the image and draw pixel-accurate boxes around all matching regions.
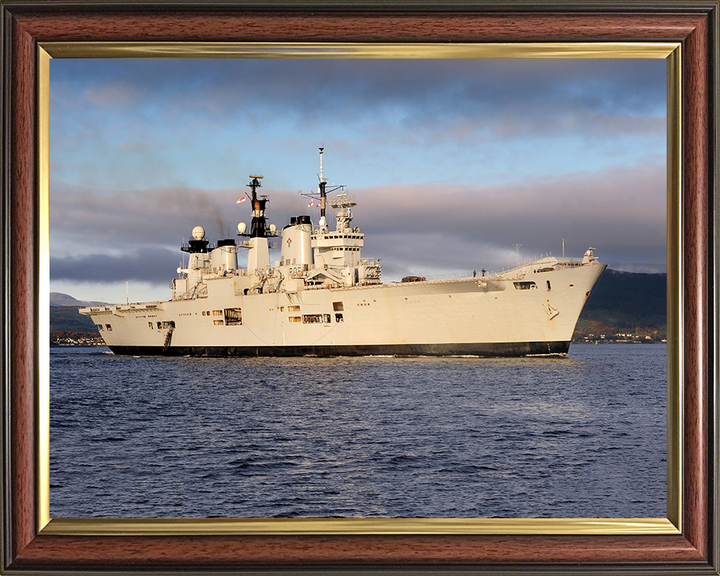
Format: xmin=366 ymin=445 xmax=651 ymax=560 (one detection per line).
xmin=2 ymin=1 xmax=717 ymax=573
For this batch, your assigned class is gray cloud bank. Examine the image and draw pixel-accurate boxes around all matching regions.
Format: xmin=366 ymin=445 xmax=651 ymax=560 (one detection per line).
xmin=50 ymin=160 xmax=665 ymax=285
xmin=356 ymin=163 xmax=665 ymax=277
xmin=51 ymin=247 xmax=178 ymax=283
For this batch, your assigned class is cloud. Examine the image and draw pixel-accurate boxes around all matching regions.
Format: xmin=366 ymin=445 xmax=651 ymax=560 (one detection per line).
xmin=50 ymin=160 xmax=666 ymax=286
xmin=353 ymin=163 xmax=666 ymax=274
xmin=51 ymin=247 xmax=178 ymax=283
xmin=52 ymin=58 xmax=666 ymax=141
xmin=50 ymin=181 xmax=243 ymax=250
xmin=48 ymin=58 xmax=666 ymax=196
xmin=356 ymin=165 xmax=665 ymax=246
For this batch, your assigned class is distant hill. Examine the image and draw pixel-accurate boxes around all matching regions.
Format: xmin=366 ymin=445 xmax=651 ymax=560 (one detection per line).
xmin=50 ymin=293 xmax=110 ymax=333
xmin=50 ymin=306 xmax=99 ymax=333
xmin=576 ymin=269 xmax=666 ymax=339
xmin=50 ymin=292 xmax=108 ymax=307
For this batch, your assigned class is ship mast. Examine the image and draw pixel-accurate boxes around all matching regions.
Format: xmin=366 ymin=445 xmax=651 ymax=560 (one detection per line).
xmin=237 ymin=174 xmax=277 ymax=273
xmin=318 ymin=148 xmax=328 ymax=230
xmin=299 ymin=148 xmax=349 ymax=233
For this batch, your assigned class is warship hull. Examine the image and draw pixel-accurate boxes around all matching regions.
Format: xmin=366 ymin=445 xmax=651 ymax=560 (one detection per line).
xmin=82 ymin=263 xmax=605 ymax=358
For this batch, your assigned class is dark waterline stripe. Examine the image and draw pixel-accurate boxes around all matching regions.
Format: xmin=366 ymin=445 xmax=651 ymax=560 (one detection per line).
xmin=108 ymin=341 xmax=570 ymax=358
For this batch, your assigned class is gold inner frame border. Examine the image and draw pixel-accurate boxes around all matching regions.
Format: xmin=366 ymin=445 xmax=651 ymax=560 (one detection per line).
xmin=37 ymin=41 xmax=682 ymax=537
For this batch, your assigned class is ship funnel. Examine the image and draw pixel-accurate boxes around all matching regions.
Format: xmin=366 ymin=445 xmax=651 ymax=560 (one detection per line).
xmin=281 ymin=215 xmax=313 ymax=268
xmin=211 ymin=239 xmax=238 ymax=272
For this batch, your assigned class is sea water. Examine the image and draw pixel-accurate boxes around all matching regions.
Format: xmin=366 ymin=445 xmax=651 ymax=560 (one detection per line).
xmin=50 ymin=344 xmax=666 ymax=519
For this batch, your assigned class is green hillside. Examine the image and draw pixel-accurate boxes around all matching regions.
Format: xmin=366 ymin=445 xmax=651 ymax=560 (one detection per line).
xmin=575 ymin=269 xmax=666 ymax=341
xmin=50 ymin=306 xmax=98 ymax=333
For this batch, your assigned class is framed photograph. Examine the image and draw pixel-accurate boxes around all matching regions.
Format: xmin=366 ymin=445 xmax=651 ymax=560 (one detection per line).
xmin=2 ymin=1 xmax=717 ymax=574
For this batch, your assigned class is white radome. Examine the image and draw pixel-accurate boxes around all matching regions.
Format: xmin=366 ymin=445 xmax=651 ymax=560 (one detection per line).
xmin=191 ymin=226 xmax=205 ymax=241
xmin=237 ymin=222 xmax=247 ymax=234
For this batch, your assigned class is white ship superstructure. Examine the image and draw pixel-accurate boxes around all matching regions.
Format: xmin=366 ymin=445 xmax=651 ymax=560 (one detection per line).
xmin=81 ymin=149 xmax=606 ymax=357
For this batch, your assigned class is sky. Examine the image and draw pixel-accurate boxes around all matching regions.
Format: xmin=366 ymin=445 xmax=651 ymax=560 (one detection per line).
xmin=49 ymin=57 xmax=667 ymax=304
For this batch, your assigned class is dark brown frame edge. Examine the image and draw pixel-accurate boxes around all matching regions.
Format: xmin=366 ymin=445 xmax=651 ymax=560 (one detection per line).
xmin=1 ymin=1 xmax=717 ymax=574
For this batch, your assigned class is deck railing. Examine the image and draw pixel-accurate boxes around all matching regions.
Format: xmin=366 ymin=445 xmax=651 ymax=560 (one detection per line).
xmin=423 ymin=252 xmax=559 ymax=281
